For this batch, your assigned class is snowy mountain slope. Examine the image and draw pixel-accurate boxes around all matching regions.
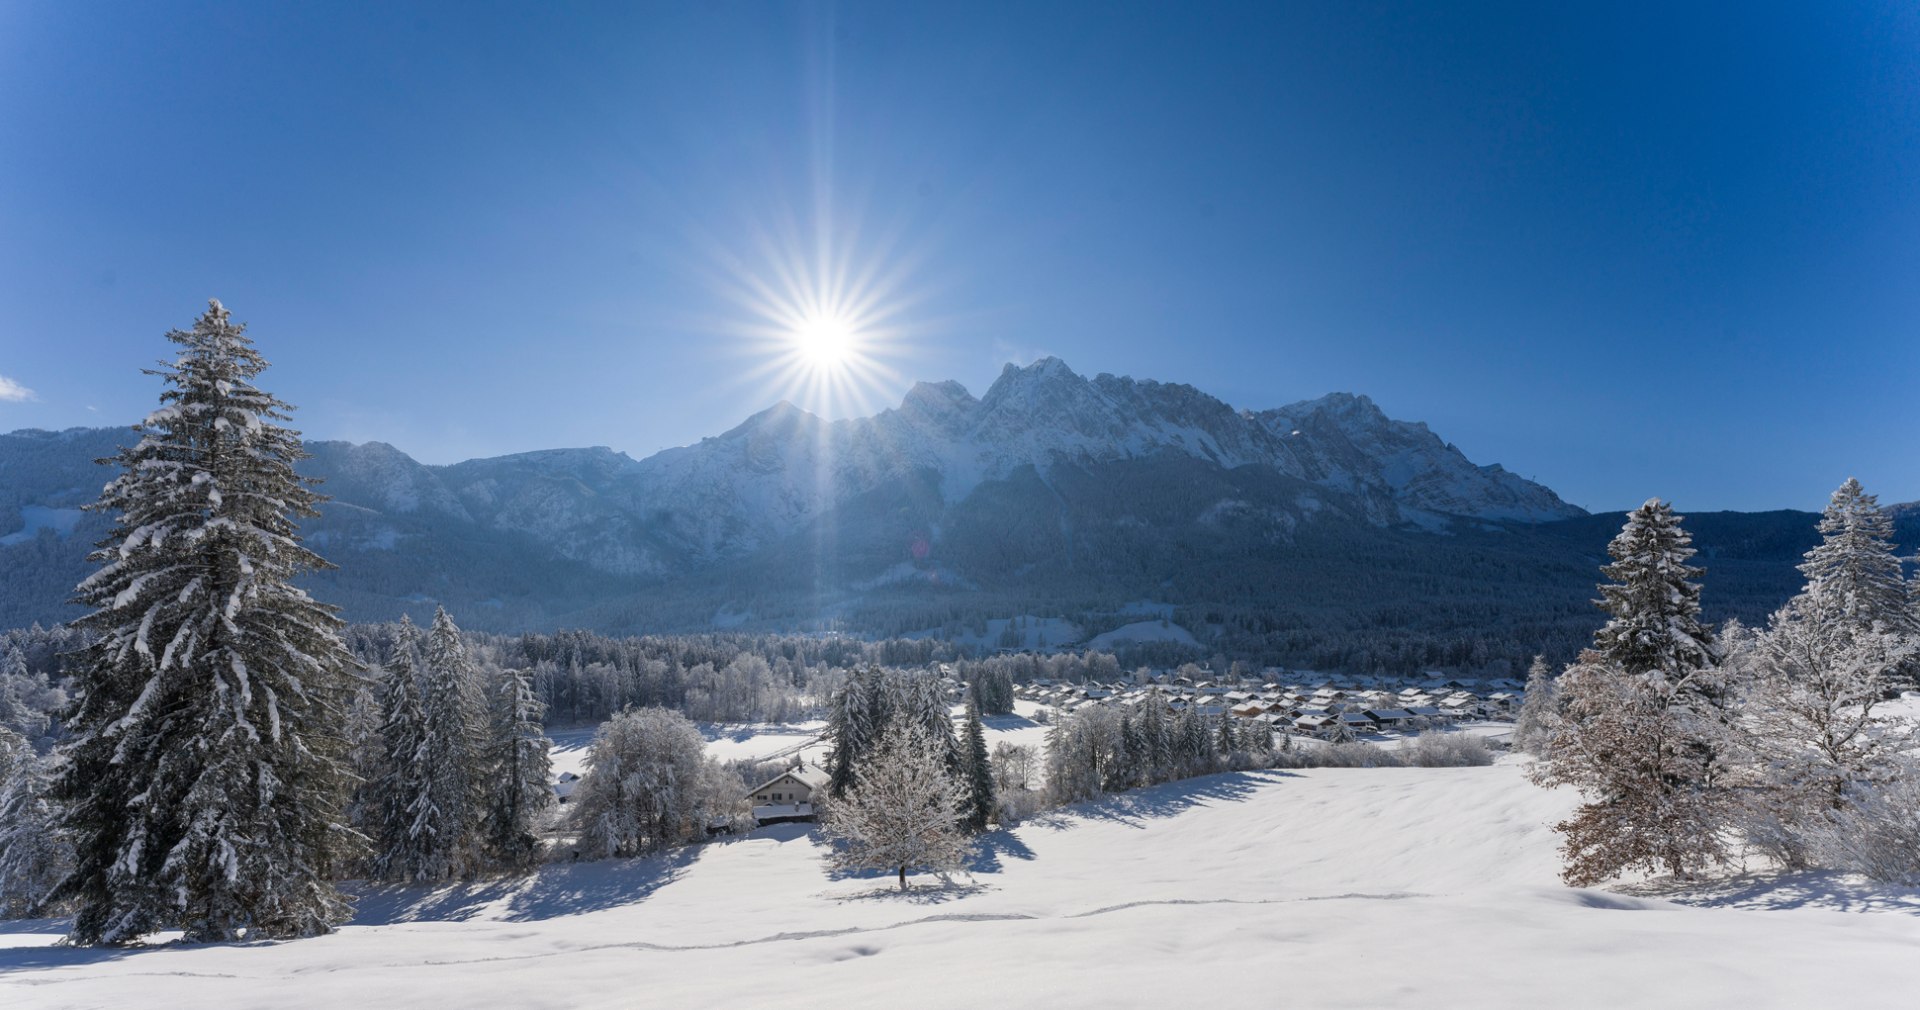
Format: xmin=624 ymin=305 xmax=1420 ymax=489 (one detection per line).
xmin=0 ymin=361 xmax=1580 ymax=621
xmin=608 ymin=358 xmax=1581 ymax=564
xmin=5 ymin=761 xmax=1918 ymax=1009
xmin=8 ymin=369 xmax=1887 ymax=647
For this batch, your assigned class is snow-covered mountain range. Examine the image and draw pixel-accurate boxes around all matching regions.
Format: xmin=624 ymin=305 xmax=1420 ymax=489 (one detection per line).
xmin=6 ymin=358 xmax=1883 ymax=649
xmin=288 ymin=358 xmax=1581 ymax=581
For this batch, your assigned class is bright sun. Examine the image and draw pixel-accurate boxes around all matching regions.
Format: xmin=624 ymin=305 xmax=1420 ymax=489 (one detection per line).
xmin=794 ymin=315 xmax=856 ymax=368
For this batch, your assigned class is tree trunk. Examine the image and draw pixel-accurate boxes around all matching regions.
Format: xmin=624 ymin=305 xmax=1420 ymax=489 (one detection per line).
xmin=898 ymin=865 xmax=907 ymax=890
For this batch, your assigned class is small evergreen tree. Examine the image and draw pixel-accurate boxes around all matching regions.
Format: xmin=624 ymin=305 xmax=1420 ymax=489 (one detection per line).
xmin=1138 ymin=693 xmax=1172 ymax=784
xmin=1593 ymin=499 xmax=1718 ymax=682
xmin=1512 ymin=655 xmax=1559 ymax=756
xmin=1216 ymin=712 xmax=1238 ymax=762
xmin=1535 ymin=502 xmax=1731 ymax=885
xmin=422 ymin=607 xmax=485 ymax=877
xmin=1799 ymin=478 xmax=1915 ymax=634
xmin=959 ymin=690 xmax=995 ymax=832
xmin=1531 ymin=651 xmax=1732 ymax=885
xmin=54 ymin=300 xmax=358 ymax=944
xmin=0 ymin=728 xmax=71 ymax=918
xmin=826 ymin=668 xmax=875 ymax=798
xmin=372 ymin=621 xmax=440 ymax=882
xmin=483 ymin=667 xmax=554 ymax=871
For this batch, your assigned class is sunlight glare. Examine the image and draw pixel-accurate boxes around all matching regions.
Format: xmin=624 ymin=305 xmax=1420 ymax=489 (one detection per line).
xmin=795 ymin=315 xmax=856 ymax=369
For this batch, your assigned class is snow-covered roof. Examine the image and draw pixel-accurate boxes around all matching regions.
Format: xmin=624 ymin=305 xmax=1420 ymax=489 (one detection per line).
xmin=747 ymin=765 xmax=829 ymax=796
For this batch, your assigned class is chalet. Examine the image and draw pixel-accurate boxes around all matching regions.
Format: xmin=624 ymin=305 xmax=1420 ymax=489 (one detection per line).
xmin=746 ymin=764 xmax=831 ymax=826
xmin=1363 ymin=708 xmax=1416 ymax=728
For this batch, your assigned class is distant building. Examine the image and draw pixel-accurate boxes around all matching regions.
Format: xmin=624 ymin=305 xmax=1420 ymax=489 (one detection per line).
xmin=746 ymin=764 xmax=831 ymax=826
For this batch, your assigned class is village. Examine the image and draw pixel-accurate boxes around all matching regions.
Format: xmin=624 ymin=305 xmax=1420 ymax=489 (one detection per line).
xmin=1010 ymin=669 xmax=1528 ymax=739
xmin=694 ymin=664 xmax=1533 ymax=829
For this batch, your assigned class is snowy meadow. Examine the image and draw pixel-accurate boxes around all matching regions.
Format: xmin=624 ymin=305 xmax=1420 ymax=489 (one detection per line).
xmin=6 ymin=754 xmax=1920 ymax=1010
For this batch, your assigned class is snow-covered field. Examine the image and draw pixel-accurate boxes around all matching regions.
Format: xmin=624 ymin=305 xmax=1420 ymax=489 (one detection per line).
xmin=7 ymin=756 xmax=1919 ymax=1009
xmin=1086 ymin=619 xmax=1201 ymax=650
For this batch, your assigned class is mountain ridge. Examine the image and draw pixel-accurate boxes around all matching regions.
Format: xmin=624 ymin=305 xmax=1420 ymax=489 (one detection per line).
xmin=4 ymin=359 xmax=1906 ymax=673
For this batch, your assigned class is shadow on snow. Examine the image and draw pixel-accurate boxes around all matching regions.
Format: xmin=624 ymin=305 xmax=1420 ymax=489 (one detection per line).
xmin=1618 ymin=869 xmax=1920 ymax=915
xmin=1027 ymin=769 xmax=1294 ymax=832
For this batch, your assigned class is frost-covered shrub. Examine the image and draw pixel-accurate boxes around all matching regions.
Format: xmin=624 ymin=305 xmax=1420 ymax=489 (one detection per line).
xmin=994 ymin=787 xmax=1048 ymax=826
xmin=1808 ymin=772 xmax=1920 ymax=885
xmin=1267 ymin=740 xmax=1398 ymax=769
xmin=1405 ymin=732 xmax=1494 ymax=767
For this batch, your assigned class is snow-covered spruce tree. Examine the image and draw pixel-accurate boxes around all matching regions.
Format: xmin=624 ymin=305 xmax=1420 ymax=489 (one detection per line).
xmin=1798 ymin=479 xmax=1916 ymax=635
xmin=482 ymin=667 xmax=554 ymax=871
xmin=1592 ymin=499 xmax=1719 ymax=683
xmin=1531 ymin=650 xmax=1733 ymax=885
xmin=1216 ymin=712 xmax=1239 ymax=764
xmin=904 ymin=671 xmax=959 ymax=772
xmin=1138 ymin=692 xmax=1173 ymax=784
xmin=422 ymin=607 xmax=486 ymax=877
xmin=1532 ymin=501 xmax=1733 ymax=885
xmin=372 ymin=619 xmax=442 ymax=882
xmin=569 ymin=707 xmax=741 ymax=859
xmin=822 ymin=719 xmax=973 ymax=891
xmin=959 ymin=689 xmax=995 ymax=831
xmin=1042 ymin=709 xmax=1098 ymax=804
xmin=0 ymin=728 xmax=72 ymax=918
xmin=53 ymin=300 xmax=359 ymax=944
xmin=1117 ymin=713 xmax=1147 ymax=788
xmin=341 ymin=675 xmax=386 ymax=864
xmin=1512 ymin=655 xmax=1559 ymax=756
xmin=0 ymin=645 xmax=46 ymax=742
xmin=826 ymin=667 xmax=877 ymax=798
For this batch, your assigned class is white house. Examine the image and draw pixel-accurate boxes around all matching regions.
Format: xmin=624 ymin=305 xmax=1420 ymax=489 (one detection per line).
xmin=746 ymin=764 xmax=831 ymax=826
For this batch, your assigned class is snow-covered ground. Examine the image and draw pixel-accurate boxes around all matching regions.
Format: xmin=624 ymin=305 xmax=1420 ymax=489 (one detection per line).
xmin=7 ymin=759 xmax=1919 ymax=1009
xmin=904 ymin=615 xmax=1085 ymax=650
xmin=1086 ymin=619 xmax=1200 ymax=650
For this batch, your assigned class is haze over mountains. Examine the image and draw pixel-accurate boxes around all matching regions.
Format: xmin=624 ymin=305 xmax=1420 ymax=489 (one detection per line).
xmin=1 ymin=359 xmax=1907 ymax=672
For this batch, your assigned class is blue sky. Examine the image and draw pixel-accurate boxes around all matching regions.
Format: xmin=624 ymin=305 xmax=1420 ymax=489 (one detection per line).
xmin=2 ymin=1 xmax=1916 ymax=512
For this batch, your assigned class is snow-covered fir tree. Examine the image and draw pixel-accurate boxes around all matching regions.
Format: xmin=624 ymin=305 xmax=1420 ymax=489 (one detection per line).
xmin=1138 ymin=691 xmax=1173 ymax=783
xmin=1798 ymin=479 xmax=1915 ymax=633
xmin=902 ymin=670 xmax=959 ymax=772
xmin=0 ymin=728 xmax=71 ymax=918
xmin=341 ymin=675 xmax=385 ymax=863
xmin=959 ymin=689 xmax=995 ymax=832
xmin=1512 ymin=655 xmax=1559 ymax=756
xmin=826 ymin=667 xmax=879 ymax=798
xmin=1593 ymin=498 xmax=1719 ymax=681
xmin=1532 ymin=502 xmax=1731 ymax=885
xmin=0 ymin=645 xmax=43 ymax=742
xmin=422 ymin=607 xmax=486 ymax=877
xmin=1532 ymin=649 xmax=1733 ymax=885
xmin=1791 ymin=478 xmax=1919 ymax=688
xmin=372 ymin=619 xmax=442 ymax=882
xmin=822 ymin=719 xmax=973 ymax=891
xmin=53 ymin=300 xmax=359 ymax=944
xmin=1116 ymin=713 xmax=1147 ymax=789
xmin=482 ymin=667 xmax=554 ymax=871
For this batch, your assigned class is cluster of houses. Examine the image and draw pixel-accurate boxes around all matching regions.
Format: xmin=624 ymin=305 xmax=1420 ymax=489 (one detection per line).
xmin=1014 ymin=672 xmax=1527 ymax=741
xmin=672 ymin=667 xmax=1531 ymax=829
